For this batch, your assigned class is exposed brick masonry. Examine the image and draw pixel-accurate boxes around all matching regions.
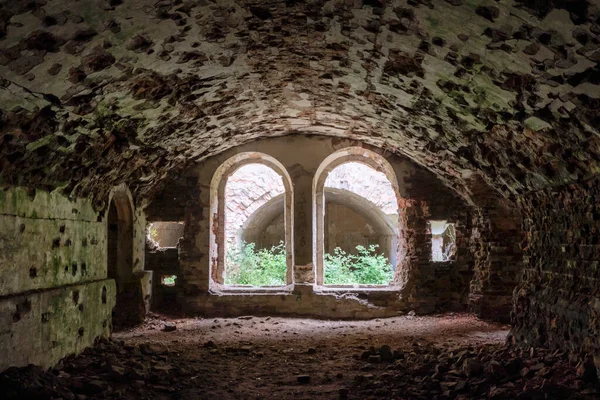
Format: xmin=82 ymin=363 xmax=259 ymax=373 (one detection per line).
xmin=513 ymin=176 xmax=600 ymax=360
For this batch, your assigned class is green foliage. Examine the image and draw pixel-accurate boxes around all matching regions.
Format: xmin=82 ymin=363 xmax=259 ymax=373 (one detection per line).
xmin=161 ymin=275 xmax=177 ymax=286
xmin=324 ymin=244 xmax=393 ymax=285
xmin=225 ymin=241 xmax=287 ymax=286
xmin=149 ymin=226 xmax=158 ymax=241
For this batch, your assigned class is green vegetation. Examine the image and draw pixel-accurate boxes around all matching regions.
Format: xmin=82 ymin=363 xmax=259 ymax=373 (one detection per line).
xmin=324 ymin=245 xmax=393 ymax=285
xmin=225 ymin=241 xmax=287 ymax=286
xmin=149 ymin=225 xmax=158 ymax=241
xmin=225 ymin=242 xmax=393 ymax=286
xmin=161 ymin=275 xmax=177 ymax=286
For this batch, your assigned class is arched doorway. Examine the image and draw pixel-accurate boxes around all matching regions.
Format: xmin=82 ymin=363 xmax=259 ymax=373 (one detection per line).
xmin=107 ymin=188 xmax=145 ymax=329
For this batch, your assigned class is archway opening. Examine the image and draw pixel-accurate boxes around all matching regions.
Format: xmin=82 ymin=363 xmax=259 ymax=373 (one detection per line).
xmin=106 ymin=190 xmax=144 ymax=329
xmin=323 ymin=162 xmax=399 ymax=286
xmin=209 ymin=152 xmax=294 ymax=290
xmin=313 ymin=148 xmax=404 ymax=288
xmin=224 ymin=164 xmax=286 ymax=286
xmin=107 ymin=201 xmax=120 ymax=282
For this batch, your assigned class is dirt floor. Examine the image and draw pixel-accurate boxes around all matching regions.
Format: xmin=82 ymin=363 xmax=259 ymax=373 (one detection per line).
xmin=113 ymin=312 xmax=508 ymax=399
xmin=4 ymin=313 xmax=599 ymax=399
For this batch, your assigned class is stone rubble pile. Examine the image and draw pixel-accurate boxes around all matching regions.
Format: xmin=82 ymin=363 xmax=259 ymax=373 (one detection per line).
xmin=352 ymin=342 xmax=599 ymax=399
xmin=1 ymin=336 xmax=599 ymax=400
xmin=0 ymin=338 xmax=197 ymax=400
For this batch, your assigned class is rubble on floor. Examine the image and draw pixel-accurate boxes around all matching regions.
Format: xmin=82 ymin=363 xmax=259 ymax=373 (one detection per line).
xmin=352 ymin=342 xmax=599 ymax=400
xmin=1 ymin=337 xmax=598 ymax=400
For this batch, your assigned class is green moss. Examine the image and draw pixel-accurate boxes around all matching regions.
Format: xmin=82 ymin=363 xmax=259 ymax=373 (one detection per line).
xmin=49 ymin=294 xmax=62 ymax=313
xmin=473 ymin=87 xmax=487 ymax=104
xmin=464 ymin=0 xmax=480 ymax=9
xmin=525 ymin=117 xmax=551 ymax=132
xmin=26 ymin=135 xmax=55 ymax=152
xmin=12 ymin=189 xmax=18 ymax=210
xmin=426 ymin=16 xmax=440 ymax=28
xmin=51 ymin=254 xmax=62 ymax=285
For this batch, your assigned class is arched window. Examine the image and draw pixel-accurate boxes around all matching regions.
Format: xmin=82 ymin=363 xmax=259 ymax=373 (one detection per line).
xmin=313 ymin=148 xmax=403 ymax=287
xmin=209 ymin=153 xmax=294 ymax=289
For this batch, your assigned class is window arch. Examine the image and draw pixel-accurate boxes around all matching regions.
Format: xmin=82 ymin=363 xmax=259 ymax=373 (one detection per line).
xmin=209 ymin=152 xmax=294 ymax=288
xmin=313 ymin=148 xmax=403 ymax=287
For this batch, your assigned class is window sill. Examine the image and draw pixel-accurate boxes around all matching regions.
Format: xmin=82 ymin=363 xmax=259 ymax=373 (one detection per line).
xmin=314 ymin=285 xmax=401 ymax=293
xmin=210 ymin=284 xmax=294 ymax=295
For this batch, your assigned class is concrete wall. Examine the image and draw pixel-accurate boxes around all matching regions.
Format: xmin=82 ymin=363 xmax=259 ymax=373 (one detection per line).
xmin=0 ymin=186 xmax=147 ymax=371
xmin=146 ymin=135 xmax=479 ymax=318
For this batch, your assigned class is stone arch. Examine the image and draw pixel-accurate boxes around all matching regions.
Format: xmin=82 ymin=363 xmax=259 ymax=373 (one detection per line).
xmin=244 ymin=189 xmax=398 ymax=265
xmin=106 ymin=184 xmax=144 ymax=328
xmin=107 ymin=185 xmax=134 ymax=284
xmin=324 ymin=188 xmax=399 ymax=268
xmin=209 ymin=152 xmax=294 ymax=287
xmin=313 ymin=147 xmax=403 ymax=286
xmin=241 ymin=193 xmax=286 ymax=249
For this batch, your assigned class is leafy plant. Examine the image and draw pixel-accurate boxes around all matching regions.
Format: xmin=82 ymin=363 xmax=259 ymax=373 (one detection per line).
xmin=225 ymin=241 xmax=287 ymax=286
xmin=324 ymin=244 xmax=393 ymax=285
xmin=149 ymin=226 xmax=158 ymax=241
xmin=161 ymin=275 xmax=177 ymax=286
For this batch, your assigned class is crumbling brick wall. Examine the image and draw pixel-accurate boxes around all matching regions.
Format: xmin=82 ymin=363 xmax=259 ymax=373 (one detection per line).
xmin=400 ymin=166 xmax=475 ymax=313
xmin=145 ymin=135 xmax=499 ymax=317
xmin=145 ymin=247 xmax=181 ymax=314
xmin=512 ymin=176 xmax=600 ymax=355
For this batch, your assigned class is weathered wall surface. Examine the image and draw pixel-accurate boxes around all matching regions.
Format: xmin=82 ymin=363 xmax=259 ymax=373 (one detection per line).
xmin=146 ymin=135 xmax=490 ymax=318
xmin=324 ymin=201 xmax=395 ymax=260
xmin=1 ymin=0 xmax=598 ymax=215
xmin=464 ymin=178 xmax=523 ymax=323
xmin=325 ymin=162 xmax=398 ymax=215
xmin=144 ymin=247 xmax=181 ymax=314
xmin=399 ymin=168 xmax=476 ymax=314
xmin=149 ymin=221 xmax=185 ymax=248
xmin=0 ymin=280 xmax=116 ymax=371
xmin=0 ymin=187 xmax=118 ymax=371
xmin=224 ymin=164 xmax=285 ymax=244
xmin=0 ymin=188 xmax=105 ymax=296
xmin=512 ymin=176 xmax=600 ymax=356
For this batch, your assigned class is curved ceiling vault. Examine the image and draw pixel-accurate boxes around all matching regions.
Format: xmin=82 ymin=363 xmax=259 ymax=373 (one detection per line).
xmin=0 ymin=0 xmax=598 ymax=208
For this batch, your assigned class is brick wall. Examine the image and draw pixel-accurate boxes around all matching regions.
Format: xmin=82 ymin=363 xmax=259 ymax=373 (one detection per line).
xmin=512 ymin=176 xmax=600 ymax=356
xmin=145 ymin=136 xmax=493 ymax=317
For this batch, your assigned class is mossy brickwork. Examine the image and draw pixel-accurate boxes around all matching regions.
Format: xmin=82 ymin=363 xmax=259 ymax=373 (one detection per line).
xmin=0 ymin=187 xmax=128 ymax=371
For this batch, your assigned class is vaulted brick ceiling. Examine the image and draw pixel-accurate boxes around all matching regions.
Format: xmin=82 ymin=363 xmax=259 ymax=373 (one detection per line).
xmin=0 ymin=0 xmax=598 ymax=207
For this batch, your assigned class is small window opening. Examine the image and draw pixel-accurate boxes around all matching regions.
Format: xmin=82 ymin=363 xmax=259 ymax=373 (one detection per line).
xmin=147 ymin=222 xmax=185 ymax=248
xmin=429 ymin=221 xmax=456 ymax=262
xmin=161 ymin=275 xmax=177 ymax=287
xmin=224 ymin=164 xmax=286 ymax=287
xmin=322 ymin=162 xmax=400 ymax=286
